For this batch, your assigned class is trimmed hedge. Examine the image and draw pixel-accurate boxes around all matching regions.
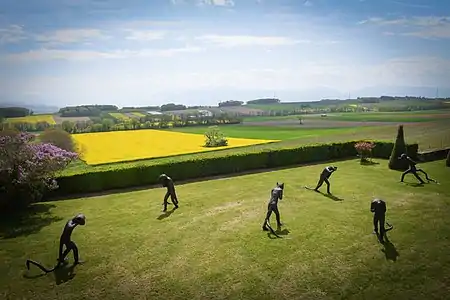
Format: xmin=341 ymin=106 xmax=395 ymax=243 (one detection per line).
xmin=417 ymin=147 xmax=450 ymax=163
xmin=447 ymin=149 xmax=450 ymax=167
xmin=47 ymin=140 xmax=419 ymax=198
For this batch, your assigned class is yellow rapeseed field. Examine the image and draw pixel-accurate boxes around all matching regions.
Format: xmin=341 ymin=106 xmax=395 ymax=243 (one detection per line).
xmin=132 ymin=112 xmax=146 ymax=117
xmin=73 ymin=129 xmax=279 ymax=165
xmin=6 ymin=115 xmax=56 ymax=124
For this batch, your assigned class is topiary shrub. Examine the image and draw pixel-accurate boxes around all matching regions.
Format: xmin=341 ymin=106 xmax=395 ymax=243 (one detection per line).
xmin=204 ymin=126 xmax=228 ymax=147
xmin=446 ymin=149 xmax=450 ymax=167
xmin=39 ymin=128 xmax=77 ymax=152
xmin=388 ymin=125 xmax=409 ymax=170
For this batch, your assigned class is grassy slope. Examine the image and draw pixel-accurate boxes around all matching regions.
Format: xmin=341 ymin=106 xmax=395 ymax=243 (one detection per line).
xmin=1 ymin=159 xmax=449 ymax=300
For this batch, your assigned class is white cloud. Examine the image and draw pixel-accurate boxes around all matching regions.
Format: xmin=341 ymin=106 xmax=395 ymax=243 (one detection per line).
xmin=0 ymin=25 xmax=27 ymax=44
xmin=124 ymin=30 xmax=167 ymax=41
xmin=196 ymin=0 xmax=235 ymax=6
xmin=359 ymin=16 xmax=450 ymax=38
xmin=34 ymin=28 xmax=111 ymax=45
xmin=195 ymin=34 xmax=306 ymax=47
xmin=3 ymin=46 xmax=204 ymax=62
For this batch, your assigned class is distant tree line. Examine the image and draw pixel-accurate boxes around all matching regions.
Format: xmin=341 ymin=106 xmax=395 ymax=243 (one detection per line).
xmin=218 ymin=100 xmax=244 ymax=107
xmin=246 ymin=98 xmax=280 ymax=105
xmin=1 ymin=111 xmax=242 ymax=134
xmin=59 ymin=105 xmax=119 ymax=117
xmin=0 ymin=107 xmax=32 ymax=118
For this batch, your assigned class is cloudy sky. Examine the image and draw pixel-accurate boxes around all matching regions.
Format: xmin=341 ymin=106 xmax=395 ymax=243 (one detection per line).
xmin=1 ymin=0 xmax=449 ymax=107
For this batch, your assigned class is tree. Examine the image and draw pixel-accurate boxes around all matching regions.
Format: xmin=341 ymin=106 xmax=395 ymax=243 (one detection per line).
xmin=0 ymin=132 xmax=78 ymax=211
xmin=39 ymin=128 xmax=77 ymax=152
xmin=204 ymin=126 xmax=228 ymax=147
xmin=446 ymin=150 xmax=450 ymax=167
xmin=388 ymin=125 xmax=409 ymax=170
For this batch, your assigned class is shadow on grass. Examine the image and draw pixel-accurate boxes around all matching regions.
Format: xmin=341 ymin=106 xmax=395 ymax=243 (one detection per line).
xmin=0 ymin=204 xmax=63 ymax=239
xmin=54 ymin=263 xmax=77 ymax=285
xmin=360 ymin=160 xmax=380 ymax=166
xmin=304 ymin=186 xmax=344 ymax=201
xmin=157 ymin=207 xmax=177 ymax=220
xmin=381 ymin=235 xmax=399 ymax=262
xmin=405 ymin=182 xmax=425 ymax=187
xmin=267 ymin=227 xmax=290 ymax=239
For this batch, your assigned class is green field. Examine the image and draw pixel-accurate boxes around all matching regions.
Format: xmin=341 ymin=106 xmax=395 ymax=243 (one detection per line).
xmin=166 ymin=124 xmax=373 ymax=140
xmin=1 ymin=159 xmax=449 ymax=300
xmin=62 ymin=118 xmax=450 ymax=176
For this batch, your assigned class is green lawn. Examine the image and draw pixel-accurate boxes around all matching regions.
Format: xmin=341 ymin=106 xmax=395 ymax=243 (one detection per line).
xmin=1 ymin=159 xmax=449 ymax=299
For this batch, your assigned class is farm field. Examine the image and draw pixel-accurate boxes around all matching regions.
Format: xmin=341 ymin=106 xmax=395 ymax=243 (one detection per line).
xmin=72 ymin=129 xmax=278 ymax=165
xmin=108 ymin=112 xmax=131 ymax=121
xmin=131 ymin=112 xmax=146 ymax=117
xmin=63 ymin=118 xmax=450 ymax=175
xmin=6 ymin=114 xmax=56 ymax=124
xmin=1 ymin=159 xmax=449 ymax=300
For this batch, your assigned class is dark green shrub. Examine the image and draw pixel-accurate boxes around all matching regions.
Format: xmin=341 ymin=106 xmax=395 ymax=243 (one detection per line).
xmin=388 ymin=125 xmax=409 ymax=170
xmin=446 ymin=149 xmax=450 ymax=167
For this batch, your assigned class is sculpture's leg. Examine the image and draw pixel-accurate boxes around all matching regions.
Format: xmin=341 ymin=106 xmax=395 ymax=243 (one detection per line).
xmin=373 ymin=214 xmax=379 ymax=234
xmin=314 ymin=177 xmax=324 ymax=191
xmin=400 ymin=169 xmax=411 ymax=182
xmin=417 ymin=169 xmax=431 ymax=181
xmin=262 ymin=208 xmax=272 ymax=230
xmin=412 ymin=170 xmax=425 ymax=184
xmin=70 ymin=242 xmax=80 ymax=264
xmin=324 ymin=178 xmax=331 ymax=194
xmin=171 ymin=191 xmax=179 ymax=208
xmin=273 ymin=206 xmax=282 ymax=227
xmin=162 ymin=192 xmax=170 ymax=212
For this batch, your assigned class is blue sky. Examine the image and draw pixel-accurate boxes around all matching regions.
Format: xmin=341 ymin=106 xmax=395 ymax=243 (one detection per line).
xmin=1 ymin=0 xmax=449 ymax=106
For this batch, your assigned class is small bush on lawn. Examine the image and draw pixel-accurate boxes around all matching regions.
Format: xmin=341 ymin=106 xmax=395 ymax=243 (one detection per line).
xmin=204 ymin=126 xmax=228 ymax=147
xmin=355 ymin=141 xmax=375 ymax=163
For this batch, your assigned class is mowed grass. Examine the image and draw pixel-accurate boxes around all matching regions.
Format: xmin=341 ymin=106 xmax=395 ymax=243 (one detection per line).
xmin=109 ymin=112 xmax=131 ymax=121
xmin=6 ymin=115 xmax=56 ymax=125
xmin=1 ymin=159 xmax=449 ymax=300
xmin=72 ymin=129 xmax=278 ymax=165
xmin=312 ymin=111 xmax=450 ymax=122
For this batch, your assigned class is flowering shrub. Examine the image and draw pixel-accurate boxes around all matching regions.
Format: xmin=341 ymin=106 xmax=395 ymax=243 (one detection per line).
xmin=204 ymin=126 xmax=228 ymax=148
xmin=354 ymin=141 xmax=375 ymax=162
xmin=0 ymin=132 xmax=78 ymax=211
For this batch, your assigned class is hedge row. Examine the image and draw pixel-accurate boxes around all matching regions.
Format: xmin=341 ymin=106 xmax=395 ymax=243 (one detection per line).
xmin=418 ymin=147 xmax=450 ymax=163
xmin=47 ymin=140 xmax=419 ymax=198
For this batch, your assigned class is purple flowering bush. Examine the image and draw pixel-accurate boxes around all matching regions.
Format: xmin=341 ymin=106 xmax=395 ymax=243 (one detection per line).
xmin=0 ymin=132 xmax=78 ymax=211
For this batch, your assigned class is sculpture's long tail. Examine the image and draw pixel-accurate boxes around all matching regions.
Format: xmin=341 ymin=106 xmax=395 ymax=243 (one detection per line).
xmin=26 ymin=259 xmax=59 ymax=274
xmin=385 ymin=222 xmax=394 ymax=232
xmin=265 ymin=220 xmax=281 ymax=238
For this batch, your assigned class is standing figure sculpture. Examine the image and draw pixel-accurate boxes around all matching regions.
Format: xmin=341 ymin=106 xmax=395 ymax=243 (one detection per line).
xmin=262 ymin=182 xmax=284 ymax=236
xmin=159 ymin=174 xmax=179 ymax=212
xmin=314 ymin=166 xmax=338 ymax=194
xmin=26 ymin=213 xmax=86 ymax=273
xmin=370 ymin=199 xmax=393 ymax=243
xmin=399 ymin=153 xmax=433 ymax=184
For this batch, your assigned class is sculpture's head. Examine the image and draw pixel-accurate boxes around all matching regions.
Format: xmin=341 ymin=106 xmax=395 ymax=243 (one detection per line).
xmin=332 ymin=166 xmax=338 ymax=171
xmin=74 ymin=213 xmax=86 ymax=225
xmin=400 ymin=153 xmax=407 ymax=159
xmin=159 ymin=174 xmax=168 ymax=181
xmin=276 ymin=182 xmax=285 ymax=190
